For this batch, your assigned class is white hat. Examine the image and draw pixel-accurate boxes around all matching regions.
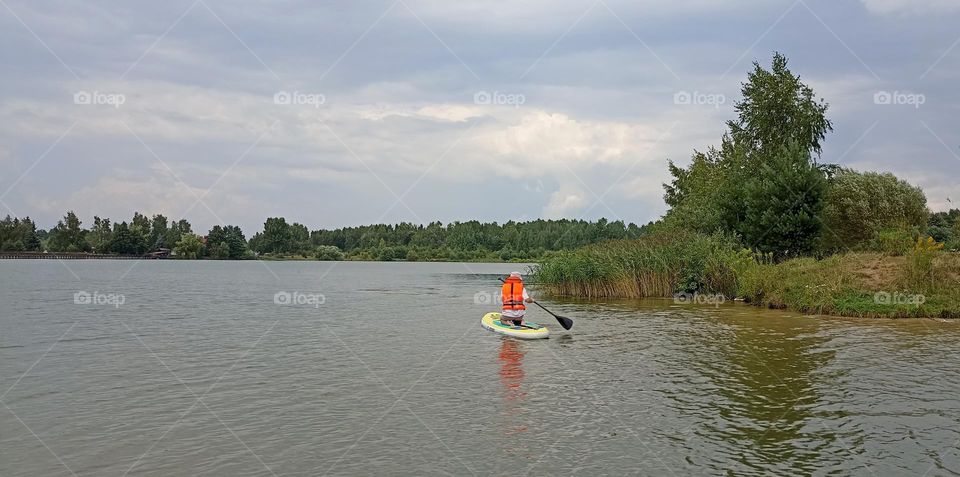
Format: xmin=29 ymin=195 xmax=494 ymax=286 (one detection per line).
xmin=509 ymin=271 xmax=522 ymax=278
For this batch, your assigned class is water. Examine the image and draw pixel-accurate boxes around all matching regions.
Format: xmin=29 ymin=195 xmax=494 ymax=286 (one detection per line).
xmin=1 ymin=260 xmax=959 ymax=476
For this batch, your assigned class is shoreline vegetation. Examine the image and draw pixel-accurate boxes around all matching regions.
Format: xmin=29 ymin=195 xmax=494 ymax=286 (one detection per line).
xmin=0 ymin=214 xmax=644 ymax=263
xmin=533 ymin=53 xmax=960 ymax=319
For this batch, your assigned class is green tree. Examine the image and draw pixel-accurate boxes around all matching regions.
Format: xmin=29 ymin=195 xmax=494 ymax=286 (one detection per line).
xmin=173 ymin=234 xmax=204 ymax=259
xmin=0 ymin=216 xmax=40 ymax=251
xmin=208 ymin=241 xmax=230 ymax=259
xmin=207 ymin=225 xmax=249 ymax=259
xmin=663 ymin=53 xmax=834 ymax=256
xmin=108 ymin=222 xmax=138 ymax=255
xmin=258 ymin=217 xmax=292 ymax=254
xmin=87 ymin=216 xmax=112 ymax=252
xmin=821 ymin=170 xmax=929 ymax=252
xmin=738 ymin=142 xmax=826 ymax=257
xmin=149 ymin=214 xmax=169 ymax=250
xmin=165 ymin=219 xmax=192 ymax=249
xmin=728 ymin=52 xmax=833 ymax=158
xmin=47 ymin=211 xmax=90 ymax=252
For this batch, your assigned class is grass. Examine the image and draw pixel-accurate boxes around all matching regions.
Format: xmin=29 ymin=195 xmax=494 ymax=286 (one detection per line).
xmin=534 ymin=230 xmax=747 ymax=299
xmin=737 ymin=251 xmax=960 ymax=318
xmin=534 ymin=231 xmax=960 ymax=319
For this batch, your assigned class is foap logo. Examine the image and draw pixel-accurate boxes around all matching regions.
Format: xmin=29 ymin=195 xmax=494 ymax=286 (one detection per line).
xmin=873 ymin=90 xmax=925 ymax=109
xmin=274 ymin=90 xmax=325 ymax=108
xmin=274 ymin=291 xmax=326 ymax=308
xmin=473 ymin=90 xmax=525 ymax=107
xmin=673 ymin=90 xmax=725 ymax=108
xmin=74 ymin=91 xmax=126 ymax=108
xmin=874 ymin=291 xmax=925 ymax=306
xmin=673 ymin=292 xmax=726 ymax=307
xmin=473 ymin=290 xmax=502 ymax=306
xmin=73 ymin=290 xmax=125 ymax=308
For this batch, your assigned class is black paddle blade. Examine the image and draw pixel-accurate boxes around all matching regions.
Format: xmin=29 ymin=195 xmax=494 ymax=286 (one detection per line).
xmin=556 ymin=315 xmax=573 ymax=330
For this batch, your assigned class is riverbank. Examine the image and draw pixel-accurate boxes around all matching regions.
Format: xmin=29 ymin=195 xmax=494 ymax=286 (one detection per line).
xmin=533 ymin=232 xmax=960 ymax=319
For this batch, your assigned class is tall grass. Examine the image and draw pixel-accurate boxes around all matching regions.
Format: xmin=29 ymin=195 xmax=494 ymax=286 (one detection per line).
xmin=533 ymin=230 xmax=747 ymax=298
xmin=535 ymin=230 xmax=960 ymax=318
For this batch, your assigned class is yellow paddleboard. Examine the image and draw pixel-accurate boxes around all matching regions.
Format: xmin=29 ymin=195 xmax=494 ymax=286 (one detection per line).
xmin=481 ymin=312 xmax=550 ymax=340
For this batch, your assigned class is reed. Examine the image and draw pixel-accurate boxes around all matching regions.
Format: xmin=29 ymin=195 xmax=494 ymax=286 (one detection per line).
xmin=533 ymin=230 xmax=745 ymax=298
xmin=535 ymin=231 xmax=960 ymax=318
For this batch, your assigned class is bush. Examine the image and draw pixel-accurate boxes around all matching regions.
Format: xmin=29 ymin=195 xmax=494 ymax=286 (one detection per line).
xmin=905 ymin=236 xmax=943 ymax=293
xmin=314 ymin=245 xmax=344 ymax=261
xmin=870 ymin=227 xmax=916 ymax=256
xmin=821 ymin=170 xmax=928 ymax=252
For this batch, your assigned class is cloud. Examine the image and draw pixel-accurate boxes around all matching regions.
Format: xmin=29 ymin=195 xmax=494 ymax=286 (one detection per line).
xmin=859 ymin=0 xmax=960 ymax=15
xmin=467 ymin=110 xmax=662 ymax=177
xmin=2 ymin=0 xmax=958 ymax=232
xmin=544 ymin=187 xmax=588 ymax=218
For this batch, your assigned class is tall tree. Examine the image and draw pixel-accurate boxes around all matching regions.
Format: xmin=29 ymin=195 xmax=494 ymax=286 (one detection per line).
xmin=47 ymin=211 xmax=90 ymax=252
xmin=738 ymin=141 xmax=826 ymax=257
xmin=87 ymin=216 xmax=112 ymax=253
xmin=727 ymin=52 xmax=833 ymax=158
xmin=207 ymin=225 xmax=248 ymax=259
xmin=663 ymin=53 xmax=834 ymax=256
xmin=149 ymin=214 xmax=169 ymax=250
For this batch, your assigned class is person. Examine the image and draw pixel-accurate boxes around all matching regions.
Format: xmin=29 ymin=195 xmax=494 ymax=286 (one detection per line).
xmin=501 ymin=271 xmax=535 ymax=327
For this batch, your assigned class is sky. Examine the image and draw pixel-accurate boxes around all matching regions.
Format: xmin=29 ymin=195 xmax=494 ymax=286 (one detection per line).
xmin=1 ymin=0 xmax=958 ymax=234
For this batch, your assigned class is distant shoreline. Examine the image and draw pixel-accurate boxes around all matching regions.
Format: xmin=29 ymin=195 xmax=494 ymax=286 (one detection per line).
xmin=0 ymin=251 xmax=529 ymax=263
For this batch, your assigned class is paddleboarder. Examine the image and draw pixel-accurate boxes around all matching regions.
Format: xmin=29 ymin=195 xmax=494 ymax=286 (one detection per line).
xmin=501 ymin=271 xmax=535 ymax=326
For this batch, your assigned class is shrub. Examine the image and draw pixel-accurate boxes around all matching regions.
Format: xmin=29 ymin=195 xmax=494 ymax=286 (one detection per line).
xmin=314 ymin=245 xmax=344 ymax=261
xmin=871 ymin=227 xmax=916 ymax=256
xmin=905 ymin=236 xmax=944 ymax=293
xmin=821 ymin=170 xmax=928 ymax=252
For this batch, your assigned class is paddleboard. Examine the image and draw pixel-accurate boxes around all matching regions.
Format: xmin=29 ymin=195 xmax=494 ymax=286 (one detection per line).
xmin=481 ymin=312 xmax=550 ymax=339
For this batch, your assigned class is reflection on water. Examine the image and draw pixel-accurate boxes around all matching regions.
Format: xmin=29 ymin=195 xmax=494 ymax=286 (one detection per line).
xmin=499 ymin=339 xmax=526 ymax=403
xmin=709 ymin=316 xmax=833 ymax=474
xmin=497 ymin=339 xmax=531 ymax=459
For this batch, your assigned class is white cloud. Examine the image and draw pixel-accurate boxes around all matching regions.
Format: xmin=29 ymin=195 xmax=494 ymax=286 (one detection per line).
xmin=544 ymin=187 xmax=588 ymax=218
xmin=467 ymin=110 xmax=662 ymax=177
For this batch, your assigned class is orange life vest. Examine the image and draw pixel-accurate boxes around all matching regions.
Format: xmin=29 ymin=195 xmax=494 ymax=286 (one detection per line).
xmin=501 ymin=276 xmax=526 ymax=311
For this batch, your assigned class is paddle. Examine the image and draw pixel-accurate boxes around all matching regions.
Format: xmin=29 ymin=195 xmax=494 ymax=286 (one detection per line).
xmin=498 ymin=277 xmax=573 ymax=330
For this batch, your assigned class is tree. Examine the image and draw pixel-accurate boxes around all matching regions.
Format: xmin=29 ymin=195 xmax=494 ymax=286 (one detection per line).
xmin=166 ymin=219 xmax=192 ymax=249
xmin=149 ymin=214 xmax=169 ymax=250
xmin=728 ymin=52 xmax=833 ymax=158
xmin=258 ymin=217 xmax=292 ymax=254
xmin=47 ymin=211 xmax=90 ymax=252
xmin=663 ymin=53 xmax=834 ymax=256
xmin=87 ymin=216 xmax=112 ymax=253
xmin=132 ymin=212 xmax=151 ymax=231
xmin=289 ymin=222 xmax=310 ymax=254
xmin=208 ymin=241 xmax=230 ymax=259
xmin=173 ymin=234 xmax=204 ymax=259
xmin=738 ymin=141 xmax=826 ymax=257
xmin=0 ymin=216 xmax=41 ymax=251
xmin=207 ymin=225 xmax=249 ymax=259
xmin=107 ymin=222 xmax=138 ymax=255
xmin=821 ymin=170 xmax=929 ymax=252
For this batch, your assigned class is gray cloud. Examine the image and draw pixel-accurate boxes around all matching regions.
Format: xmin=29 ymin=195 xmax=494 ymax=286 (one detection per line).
xmin=1 ymin=0 xmax=958 ymax=234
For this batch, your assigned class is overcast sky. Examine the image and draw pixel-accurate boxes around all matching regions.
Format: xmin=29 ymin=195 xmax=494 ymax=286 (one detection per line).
xmin=1 ymin=0 xmax=958 ymax=234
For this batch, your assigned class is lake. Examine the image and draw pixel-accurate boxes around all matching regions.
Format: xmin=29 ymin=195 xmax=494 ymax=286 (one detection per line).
xmin=1 ymin=260 xmax=959 ymax=476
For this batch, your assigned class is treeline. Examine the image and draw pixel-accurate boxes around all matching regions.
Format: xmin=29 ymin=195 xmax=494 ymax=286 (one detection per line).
xmin=0 ymin=213 xmax=646 ymax=261
xmin=252 ymin=218 xmax=644 ymax=261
